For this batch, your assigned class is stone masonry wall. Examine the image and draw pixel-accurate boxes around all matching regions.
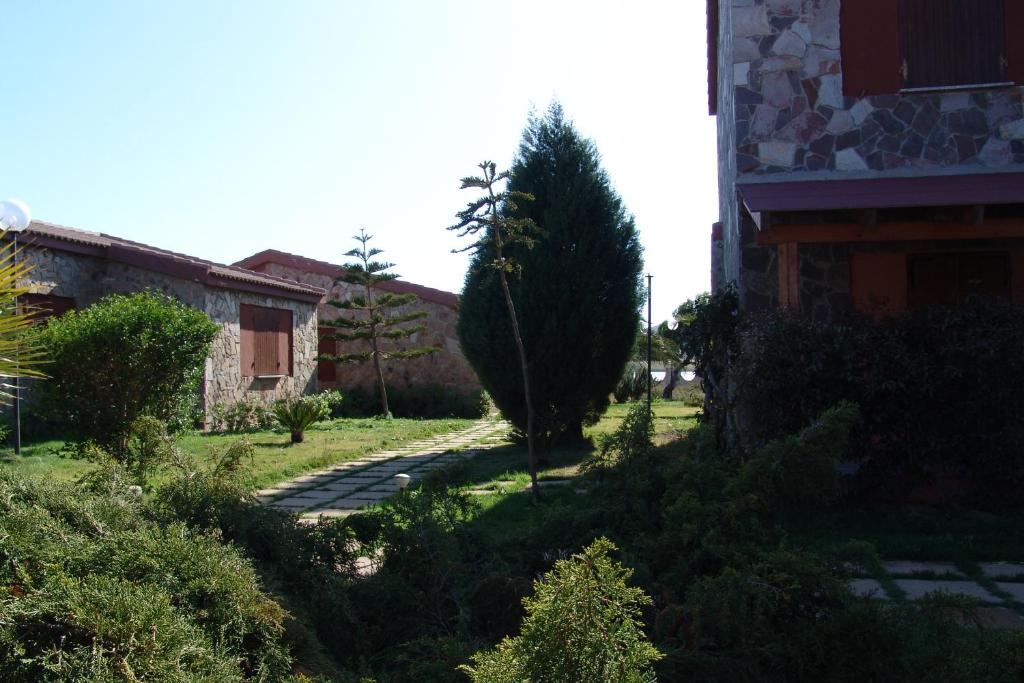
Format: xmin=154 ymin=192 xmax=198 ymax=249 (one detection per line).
xmin=19 ymin=245 xmax=318 ymax=424
xmin=730 ymin=0 xmax=1024 ymax=175
xmin=255 ymin=262 xmax=482 ymax=396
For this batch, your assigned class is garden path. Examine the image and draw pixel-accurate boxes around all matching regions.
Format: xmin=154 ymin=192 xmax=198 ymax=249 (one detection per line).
xmin=255 ymin=417 xmax=511 ymax=523
xmin=850 ymin=560 xmax=1024 ymax=628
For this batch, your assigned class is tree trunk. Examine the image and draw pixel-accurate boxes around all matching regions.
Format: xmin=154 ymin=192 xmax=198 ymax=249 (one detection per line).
xmin=662 ymin=366 xmax=680 ymax=400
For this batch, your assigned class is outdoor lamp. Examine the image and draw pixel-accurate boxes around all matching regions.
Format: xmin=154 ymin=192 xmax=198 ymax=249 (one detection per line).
xmin=0 ymin=198 xmax=32 ymax=457
xmin=394 ymin=473 xmax=412 ymax=490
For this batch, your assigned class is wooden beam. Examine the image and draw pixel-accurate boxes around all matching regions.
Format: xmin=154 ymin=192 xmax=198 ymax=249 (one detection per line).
xmin=777 ymin=242 xmax=800 ymax=310
xmin=757 ymin=218 xmax=1024 ymax=245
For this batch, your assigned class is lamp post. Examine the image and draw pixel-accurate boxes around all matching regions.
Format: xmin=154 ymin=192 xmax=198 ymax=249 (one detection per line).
xmin=646 ymin=274 xmax=652 ymax=411
xmin=0 ymin=199 xmax=32 ymax=456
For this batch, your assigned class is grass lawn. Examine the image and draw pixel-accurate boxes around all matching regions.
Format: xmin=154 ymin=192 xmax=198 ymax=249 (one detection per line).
xmin=443 ymin=400 xmax=699 ymax=544
xmin=0 ymin=416 xmax=477 ymax=491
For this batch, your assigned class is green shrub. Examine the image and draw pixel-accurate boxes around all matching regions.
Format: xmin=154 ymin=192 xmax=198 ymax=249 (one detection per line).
xmin=273 ymin=396 xmax=330 ymax=443
xmin=462 ymin=537 xmax=662 ymax=683
xmin=211 ymin=396 xmax=276 ymax=432
xmin=731 ymin=302 xmax=1024 ymax=507
xmin=584 ymin=401 xmax=654 ymax=473
xmin=331 ymin=384 xmax=489 ymax=419
xmin=0 ymin=470 xmax=292 ymax=682
xmin=34 ymin=291 xmax=218 ymax=453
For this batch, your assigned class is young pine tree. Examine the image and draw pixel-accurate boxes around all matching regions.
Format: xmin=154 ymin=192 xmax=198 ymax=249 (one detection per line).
xmin=321 ymin=230 xmax=438 ymax=417
xmin=450 ymin=161 xmax=541 ymax=497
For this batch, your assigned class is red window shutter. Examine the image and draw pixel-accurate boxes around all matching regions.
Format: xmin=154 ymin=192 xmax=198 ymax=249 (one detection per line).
xmin=850 ymin=252 xmax=908 ymax=318
xmin=276 ymin=308 xmax=293 ymax=376
xmin=899 ymin=0 xmax=1005 ymax=89
xmin=1007 ymin=1 xmax=1024 ymax=84
xmin=240 ymin=304 xmax=256 ymax=376
xmin=841 ymin=0 xmax=901 ymax=96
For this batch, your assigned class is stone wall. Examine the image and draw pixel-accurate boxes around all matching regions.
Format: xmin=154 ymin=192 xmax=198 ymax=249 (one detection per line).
xmin=729 ymin=0 xmax=1024 ymax=175
xmin=254 ymin=262 xmax=482 ymax=396
xmin=18 ymin=245 xmax=318 ymax=423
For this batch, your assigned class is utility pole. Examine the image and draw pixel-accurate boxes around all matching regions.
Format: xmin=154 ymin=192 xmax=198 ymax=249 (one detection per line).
xmin=646 ymin=274 xmax=652 ymax=410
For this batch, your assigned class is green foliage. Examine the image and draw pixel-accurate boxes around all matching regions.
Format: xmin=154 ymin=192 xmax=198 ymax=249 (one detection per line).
xmin=731 ymin=301 xmax=1024 ymax=507
xmin=120 ymin=415 xmax=177 ymax=487
xmin=34 ymin=291 xmax=218 ymax=453
xmin=322 ymin=230 xmax=440 ymax=417
xmin=584 ymin=401 xmax=654 ymax=473
xmin=462 ymin=537 xmax=662 ymax=683
xmin=330 ymin=384 xmax=489 ymax=419
xmin=273 ymin=395 xmax=330 ymax=443
xmin=0 ymin=469 xmax=292 ymax=682
xmin=211 ymin=397 xmax=276 ymax=433
xmin=0 ymin=233 xmax=47 ymax=401
xmin=613 ymin=361 xmax=648 ymax=404
xmin=457 ymin=103 xmax=644 ymax=444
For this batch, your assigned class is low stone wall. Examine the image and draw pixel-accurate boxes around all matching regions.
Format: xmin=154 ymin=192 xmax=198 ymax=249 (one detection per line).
xmin=19 ymin=245 xmax=318 ymax=423
xmin=254 ymin=262 xmax=481 ymax=396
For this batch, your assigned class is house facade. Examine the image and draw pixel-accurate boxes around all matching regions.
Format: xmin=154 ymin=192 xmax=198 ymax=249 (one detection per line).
xmin=710 ymin=0 xmax=1024 ymax=318
xmin=14 ymin=221 xmax=324 ymax=423
xmin=235 ymin=249 xmax=481 ymax=396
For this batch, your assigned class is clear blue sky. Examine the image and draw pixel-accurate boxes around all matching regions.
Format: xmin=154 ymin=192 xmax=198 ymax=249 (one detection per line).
xmin=2 ymin=1 xmax=717 ymax=324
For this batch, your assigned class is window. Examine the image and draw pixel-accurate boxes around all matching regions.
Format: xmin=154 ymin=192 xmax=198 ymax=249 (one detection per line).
xmin=240 ymin=304 xmax=292 ymax=377
xmin=841 ymin=0 xmax=1024 ymax=96
xmin=899 ymin=0 xmax=1005 ymax=89
xmin=19 ymin=293 xmax=76 ymax=322
xmin=908 ymin=251 xmax=1010 ymax=308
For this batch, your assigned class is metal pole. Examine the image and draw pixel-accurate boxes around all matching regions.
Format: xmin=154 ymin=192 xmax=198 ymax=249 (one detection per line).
xmin=12 ymin=231 xmax=20 ymax=456
xmin=646 ymin=274 xmax=652 ymax=410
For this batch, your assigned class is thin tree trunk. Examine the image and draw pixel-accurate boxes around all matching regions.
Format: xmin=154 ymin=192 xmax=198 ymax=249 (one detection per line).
xmin=365 ymin=272 xmax=391 ymax=417
xmin=487 ymin=176 xmax=539 ymax=499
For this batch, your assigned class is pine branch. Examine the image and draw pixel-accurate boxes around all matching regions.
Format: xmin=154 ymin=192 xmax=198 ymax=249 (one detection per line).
xmin=324 ymin=351 xmax=373 ymax=364
xmin=379 ymin=325 xmax=426 ymax=339
xmin=384 ymin=346 xmax=440 ymax=360
xmin=386 ymin=311 xmax=428 ymax=324
xmin=374 ymin=293 xmax=418 ymax=309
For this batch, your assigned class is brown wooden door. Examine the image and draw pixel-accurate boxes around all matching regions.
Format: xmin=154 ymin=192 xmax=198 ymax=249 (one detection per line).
xmin=318 ymin=327 xmax=337 ymax=382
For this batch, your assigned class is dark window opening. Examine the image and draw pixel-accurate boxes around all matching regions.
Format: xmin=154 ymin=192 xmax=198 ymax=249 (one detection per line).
xmin=318 ymin=326 xmax=337 ymax=382
xmin=19 ymin=293 xmax=76 ymax=322
xmin=898 ymin=0 xmax=1006 ymax=89
xmin=907 ymin=251 xmax=1010 ymax=308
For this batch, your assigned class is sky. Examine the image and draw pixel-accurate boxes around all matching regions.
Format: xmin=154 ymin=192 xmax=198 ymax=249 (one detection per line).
xmin=1 ymin=1 xmax=718 ymax=324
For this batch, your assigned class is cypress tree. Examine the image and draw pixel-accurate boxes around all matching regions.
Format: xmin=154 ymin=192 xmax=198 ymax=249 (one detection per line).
xmin=322 ymin=229 xmax=439 ymax=417
xmin=457 ymin=104 xmax=644 ymax=444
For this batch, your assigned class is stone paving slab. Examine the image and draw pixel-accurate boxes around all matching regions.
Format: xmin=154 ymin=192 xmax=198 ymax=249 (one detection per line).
xmin=893 ymin=579 xmax=1001 ymax=603
xmin=339 ymin=491 xmax=392 ymax=503
xmin=996 ymin=582 xmax=1024 ymax=602
xmin=981 ymin=563 xmax=1024 ymax=580
xmin=881 ymin=561 xmax=965 ymax=577
xmin=259 ymin=418 xmax=511 ymax=515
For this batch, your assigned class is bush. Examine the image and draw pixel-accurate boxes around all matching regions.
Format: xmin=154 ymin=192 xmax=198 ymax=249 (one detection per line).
xmin=34 ymin=291 xmax=218 ymax=453
xmin=211 ymin=396 xmax=276 ymax=432
xmin=461 ymin=537 xmax=662 ymax=683
xmin=331 ymin=384 xmax=489 ymax=419
xmin=0 ymin=469 xmax=292 ymax=681
xmin=273 ymin=396 xmax=330 ymax=443
xmin=730 ymin=302 xmax=1024 ymax=507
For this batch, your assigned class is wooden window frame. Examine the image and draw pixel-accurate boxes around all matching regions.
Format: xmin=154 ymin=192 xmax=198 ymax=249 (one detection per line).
xmin=240 ymin=304 xmax=293 ymax=378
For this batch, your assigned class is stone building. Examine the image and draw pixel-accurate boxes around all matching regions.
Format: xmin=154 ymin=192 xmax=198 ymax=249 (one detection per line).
xmin=12 ymin=221 xmax=324 ymax=423
xmin=709 ymin=0 xmax=1024 ymax=318
xmin=235 ymin=250 xmax=481 ymax=396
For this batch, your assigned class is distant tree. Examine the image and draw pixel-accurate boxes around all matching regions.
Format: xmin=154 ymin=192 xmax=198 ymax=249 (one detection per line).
xmin=450 ymin=161 xmax=541 ymax=496
xmin=321 ymin=230 xmax=439 ymax=417
xmin=457 ymin=103 xmax=644 ymax=444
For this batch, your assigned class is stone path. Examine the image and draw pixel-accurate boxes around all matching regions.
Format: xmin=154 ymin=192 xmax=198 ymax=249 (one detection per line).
xmin=256 ymin=418 xmax=510 ymax=523
xmin=850 ymin=560 xmax=1024 ymax=627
